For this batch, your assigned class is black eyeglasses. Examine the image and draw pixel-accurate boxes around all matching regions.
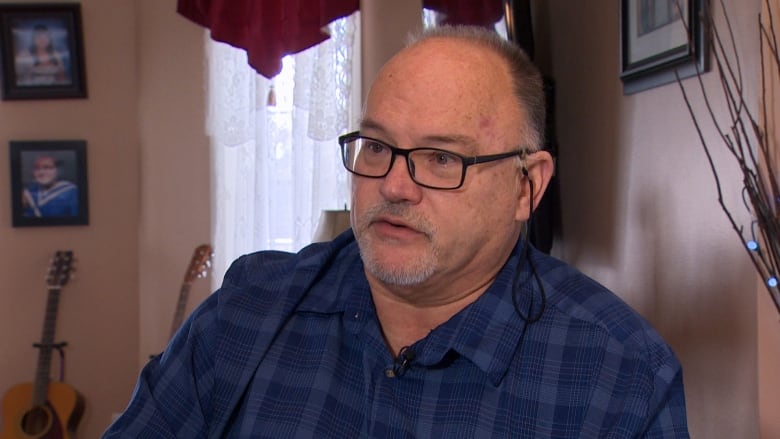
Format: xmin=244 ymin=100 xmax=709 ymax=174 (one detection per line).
xmin=338 ymin=132 xmax=529 ymax=190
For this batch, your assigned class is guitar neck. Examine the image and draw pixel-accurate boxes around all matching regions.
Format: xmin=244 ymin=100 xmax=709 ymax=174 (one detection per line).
xmin=32 ymin=286 xmax=62 ymax=406
xmin=168 ymin=244 xmax=212 ymax=342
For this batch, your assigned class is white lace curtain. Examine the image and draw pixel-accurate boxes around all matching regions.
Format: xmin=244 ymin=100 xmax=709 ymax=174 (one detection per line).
xmin=207 ymin=13 xmax=359 ymax=286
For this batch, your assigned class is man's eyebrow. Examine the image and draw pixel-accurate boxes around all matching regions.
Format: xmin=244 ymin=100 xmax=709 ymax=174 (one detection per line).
xmin=358 ymin=118 xmax=385 ymax=134
xmin=358 ymin=119 xmax=478 ymax=153
xmin=421 ymin=134 xmax=476 ymax=147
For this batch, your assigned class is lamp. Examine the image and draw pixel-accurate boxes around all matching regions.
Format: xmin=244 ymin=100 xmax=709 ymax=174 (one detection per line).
xmin=312 ymin=208 xmax=351 ymax=242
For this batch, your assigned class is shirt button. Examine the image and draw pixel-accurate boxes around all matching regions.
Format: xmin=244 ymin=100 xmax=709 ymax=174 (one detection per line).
xmin=385 ymin=368 xmax=396 ymax=378
xmin=353 ymin=312 xmax=360 ymax=319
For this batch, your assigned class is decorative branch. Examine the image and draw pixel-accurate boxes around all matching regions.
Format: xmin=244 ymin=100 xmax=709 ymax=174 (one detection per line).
xmin=677 ymin=0 xmax=780 ymax=315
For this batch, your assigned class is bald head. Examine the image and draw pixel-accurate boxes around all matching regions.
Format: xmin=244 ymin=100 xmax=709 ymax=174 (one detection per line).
xmin=364 ymin=25 xmax=545 ymax=153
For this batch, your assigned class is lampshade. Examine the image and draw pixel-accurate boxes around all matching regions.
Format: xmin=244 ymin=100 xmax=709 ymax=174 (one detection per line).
xmin=313 ymin=209 xmax=351 ymax=242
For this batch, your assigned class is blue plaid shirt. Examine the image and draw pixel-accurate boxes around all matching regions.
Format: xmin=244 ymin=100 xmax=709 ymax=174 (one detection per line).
xmin=105 ymin=231 xmax=688 ymax=438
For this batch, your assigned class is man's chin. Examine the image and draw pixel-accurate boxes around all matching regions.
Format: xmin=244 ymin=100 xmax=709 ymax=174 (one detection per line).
xmin=360 ymin=246 xmax=437 ymax=287
xmin=365 ymin=262 xmax=434 ymax=287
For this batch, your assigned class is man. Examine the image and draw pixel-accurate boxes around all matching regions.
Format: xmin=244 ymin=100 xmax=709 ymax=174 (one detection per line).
xmin=105 ymin=25 xmax=689 ymax=438
xmin=22 ymin=155 xmax=79 ymax=217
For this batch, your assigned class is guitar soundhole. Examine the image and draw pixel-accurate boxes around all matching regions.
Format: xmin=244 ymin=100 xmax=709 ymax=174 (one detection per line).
xmin=21 ymin=405 xmax=52 ymax=436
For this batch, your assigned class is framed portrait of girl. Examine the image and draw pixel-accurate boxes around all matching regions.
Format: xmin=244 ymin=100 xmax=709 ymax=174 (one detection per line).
xmin=0 ymin=3 xmax=87 ymax=100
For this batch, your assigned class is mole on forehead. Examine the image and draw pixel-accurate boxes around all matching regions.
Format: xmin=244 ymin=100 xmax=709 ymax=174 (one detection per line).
xmin=479 ymin=115 xmax=496 ymax=129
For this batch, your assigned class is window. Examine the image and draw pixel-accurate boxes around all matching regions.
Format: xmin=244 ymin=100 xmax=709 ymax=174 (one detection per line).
xmin=207 ymin=13 xmax=360 ymax=286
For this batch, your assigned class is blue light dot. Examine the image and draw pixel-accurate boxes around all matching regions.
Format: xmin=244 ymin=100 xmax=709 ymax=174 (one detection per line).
xmin=747 ymin=240 xmax=759 ymax=251
xmin=768 ymin=277 xmax=778 ymax=288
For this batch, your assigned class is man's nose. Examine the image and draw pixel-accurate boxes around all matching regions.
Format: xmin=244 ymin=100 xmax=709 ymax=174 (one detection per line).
xmin=378 ymin=154 xmax=422 ymax=202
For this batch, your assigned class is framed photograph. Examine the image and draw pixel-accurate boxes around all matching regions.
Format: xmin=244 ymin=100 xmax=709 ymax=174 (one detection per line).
xmin=9 ymin=140 xmax=89 ymax=227
xmin=620 ymin=0 xmax=709 ymax=94
xmin=0 ymin=3 xmax=87 ymax=100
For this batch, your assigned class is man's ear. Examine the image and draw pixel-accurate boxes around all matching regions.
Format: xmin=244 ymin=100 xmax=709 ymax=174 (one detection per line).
xmin=515 ymin=150 xmax=554 ymax=222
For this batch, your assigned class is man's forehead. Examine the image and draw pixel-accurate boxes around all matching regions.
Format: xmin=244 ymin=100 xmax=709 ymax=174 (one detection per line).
xmin=391 ymin=38 xmax=499 ymax=72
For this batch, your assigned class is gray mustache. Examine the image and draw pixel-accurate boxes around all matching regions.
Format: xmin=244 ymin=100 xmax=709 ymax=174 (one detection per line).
xmin=360 ymin=203 xmax=435 ymax=237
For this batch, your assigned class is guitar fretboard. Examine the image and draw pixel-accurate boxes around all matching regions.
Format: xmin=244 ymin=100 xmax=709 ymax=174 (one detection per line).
xmin=168 ymin=245 xmax=212 ymax=341
xmin=32 ymin=286 xmax=62 ymax=406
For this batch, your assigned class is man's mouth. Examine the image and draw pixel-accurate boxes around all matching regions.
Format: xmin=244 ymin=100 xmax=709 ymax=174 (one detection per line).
xmin=371 ymin=215 xmax=425 ymax=239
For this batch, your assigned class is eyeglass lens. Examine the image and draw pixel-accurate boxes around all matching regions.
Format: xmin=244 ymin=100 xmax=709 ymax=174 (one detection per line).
xmin=344 ymin=137 xmax=464 ymax=189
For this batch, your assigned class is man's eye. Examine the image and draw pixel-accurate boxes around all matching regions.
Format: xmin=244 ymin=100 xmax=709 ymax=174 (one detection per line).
xmin=365 ymin=141 xmax=387 ymax=154
xmin=433 ymin=151 xmax=459 ymax=166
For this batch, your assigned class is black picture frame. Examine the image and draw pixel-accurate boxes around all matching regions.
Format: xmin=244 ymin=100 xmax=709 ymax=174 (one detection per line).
xmin=0 ymin=3 xmax=87 ymax=100
xmin=620 ymin=0 xmax=709 ymax=95
xmin=9 ymin=140 xmax=89 ymax=227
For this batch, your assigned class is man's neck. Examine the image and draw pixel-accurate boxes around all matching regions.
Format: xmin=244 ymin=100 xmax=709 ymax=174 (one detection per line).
xmin=369 ymin=280 xmax=489 ymax=356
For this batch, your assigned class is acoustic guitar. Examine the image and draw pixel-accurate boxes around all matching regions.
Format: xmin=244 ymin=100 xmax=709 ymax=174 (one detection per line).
xmin=169 ymin=244 xmax=213 ymax=340
xmin=1 ymin=250 xmax=85 ymax=439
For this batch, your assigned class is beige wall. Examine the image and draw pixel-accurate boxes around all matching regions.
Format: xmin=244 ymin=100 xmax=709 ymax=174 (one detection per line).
xmin=135 ymin=0 xmax=211 ymax=371
xmin=536 ymin=0 xmax=762 ymax=437
xmin=0 ymin=1 xmax=140 ymax=437
xmin=360 ymin=0 xmax=422 ymax=98
xmin=760 ymin=1 xmax=780 ymax=436
xmin=1 ymin=0 xmax=776 ymax=438
xmin=0 ymin=1 xmax=209 ymax=437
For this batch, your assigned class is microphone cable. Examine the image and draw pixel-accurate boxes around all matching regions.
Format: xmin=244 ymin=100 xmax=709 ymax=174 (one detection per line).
xmin=511 ymin=170 xmax=547 ymax=324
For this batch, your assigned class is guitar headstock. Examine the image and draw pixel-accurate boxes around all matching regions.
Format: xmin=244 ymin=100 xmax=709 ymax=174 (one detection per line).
xmin=46 ymin=250 xmax=75 ymax=289
xmin=184 ymin=244 xmax=213 ymax=284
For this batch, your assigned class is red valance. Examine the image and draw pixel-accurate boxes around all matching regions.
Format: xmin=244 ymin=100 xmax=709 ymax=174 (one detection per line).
xmin=177 ymin=0 xmax=360 ymax=78
xmin=177 ymin=0 xmax=504 ymax=79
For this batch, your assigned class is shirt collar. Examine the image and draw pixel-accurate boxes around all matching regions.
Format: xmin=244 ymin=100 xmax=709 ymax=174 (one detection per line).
xmin=295 ymin=232 xmax=537 ymax=386
xmin=295 ymin=234 xmax=365 ymax=315
xmin=418 ymin=241 xmax=535 ymax=386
